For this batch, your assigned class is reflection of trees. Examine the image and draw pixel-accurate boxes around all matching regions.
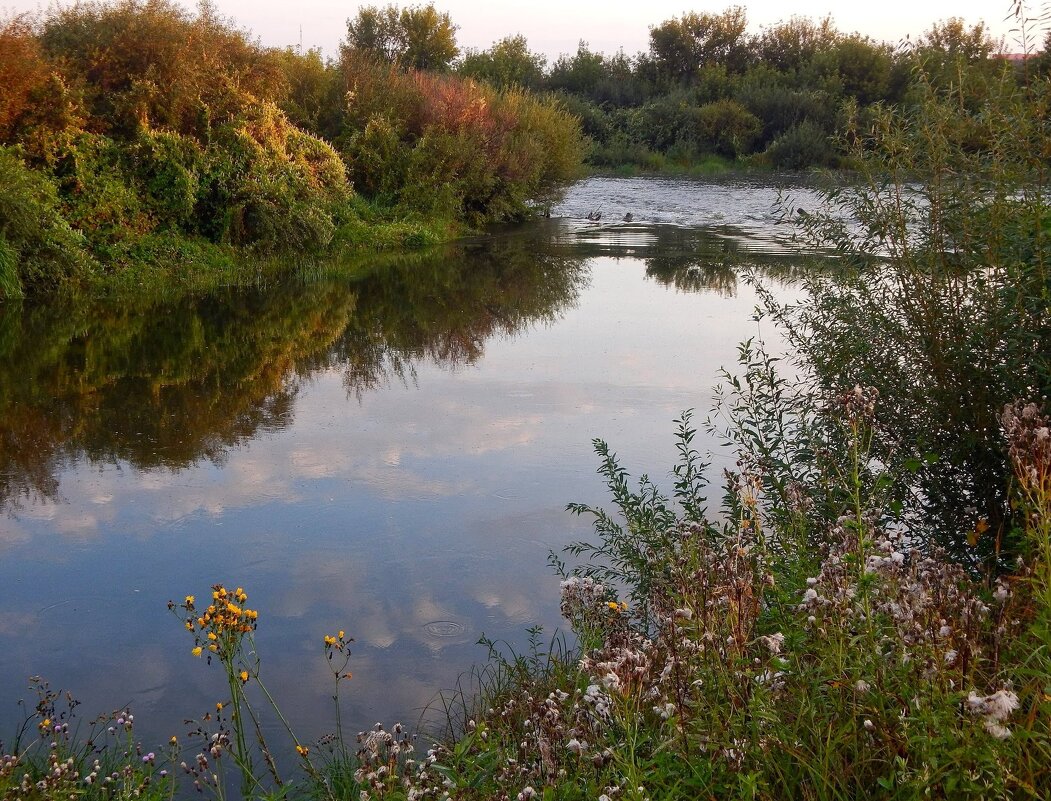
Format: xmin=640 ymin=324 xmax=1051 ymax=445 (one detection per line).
xmin=0 ymin=236 xmax=589 ymax=512
xmin=553 ymin=223 xmax=825 ymax=296
xmin=0 ymin=219 xmax=818 ymax=514
xmin=0 ymin=285 xmax=356 ymax=510
xmin=335 ymin=235 xmax=590 ymax=396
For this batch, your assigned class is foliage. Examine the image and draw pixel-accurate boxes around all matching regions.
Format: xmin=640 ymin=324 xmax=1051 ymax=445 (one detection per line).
xmin=773 ymin=56 xmax=1051 ymax=562
xmin=342 ymin=2 xmax=458 ymax=72
xmin=0 ymin=146 xmax=91 ymax=297
xmin=458 ymin=35 xmax=547 ymax=90
xmin=339 ymin=57 xmax=583 ymax=224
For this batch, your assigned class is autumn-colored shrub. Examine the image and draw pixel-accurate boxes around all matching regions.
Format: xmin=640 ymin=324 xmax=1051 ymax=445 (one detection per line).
xmin=340 ymin=59 xmax=582 ymax=224
xmin=38 ymin=0 xmax=284 ymax=137
xmin=0 ymin=16 xmax=55 ymax=143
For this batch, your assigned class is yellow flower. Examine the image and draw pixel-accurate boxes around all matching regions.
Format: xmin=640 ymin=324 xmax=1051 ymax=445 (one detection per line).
xmin=207 ymin=632 xmax=217 ymax=641
xmin=337 ymin=630 xmax=345 ymax=640
xmin=239 ymin=670 xmax=249 ymax=684
xmin=295 ymin=745 xmax=309 ymax=757
xmin=192 ymin=647 xmax=203 ymax=657
xmin=170 ymin=736 xmax=178 ymax=746
xmin=324 ymin=635 xmax=337 ymax=647
xmin=216 ymin=702 xmax=223 ymax=711
xmin=208 ymin=643 xmax=218 ymax=652
xmin=185 ymin=595 xmax=195 ymax=606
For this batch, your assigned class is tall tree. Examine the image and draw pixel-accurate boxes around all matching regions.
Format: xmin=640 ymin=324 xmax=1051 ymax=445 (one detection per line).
xmin=343 ymin=3 xmax=458 ymax=72
xmin=648 ymin=7 xmax=750 ymax=83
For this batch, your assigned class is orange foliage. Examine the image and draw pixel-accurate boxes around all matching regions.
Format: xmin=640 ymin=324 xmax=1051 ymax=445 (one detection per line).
xmin=0 ymin=16 xmax=54 ymax=142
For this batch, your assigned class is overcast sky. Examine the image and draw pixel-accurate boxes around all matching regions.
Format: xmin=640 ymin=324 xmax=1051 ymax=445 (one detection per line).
xmin=2 ymin=1 xmax=1035 ymax=59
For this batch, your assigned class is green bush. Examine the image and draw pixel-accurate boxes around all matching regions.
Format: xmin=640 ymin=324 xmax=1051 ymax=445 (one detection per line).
xmin=0 ymin=146 xmax=91 ymax=296
xmin=695 ymin=98 xmax=760 ymax=157
xmin=762 ymin=118 xmax=836 ymax=168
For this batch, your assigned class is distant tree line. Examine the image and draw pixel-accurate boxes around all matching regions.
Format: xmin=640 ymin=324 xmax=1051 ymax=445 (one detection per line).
xmin=448 ymin=6 xmax=1036 ymax=170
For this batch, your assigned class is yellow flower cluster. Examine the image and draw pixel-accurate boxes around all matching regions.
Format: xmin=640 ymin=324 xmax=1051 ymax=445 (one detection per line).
xmin=175 ymin=584 xmax=259 ymax=658
xmin=322 ymin=629 xmax=350 ymax=652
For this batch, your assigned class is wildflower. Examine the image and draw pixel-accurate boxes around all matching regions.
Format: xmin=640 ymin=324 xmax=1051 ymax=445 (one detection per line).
xmin=296 ymin=744 xmax=309 ymax=757
xmin=855 ymin=680 xmax=871 ymax=693
xmin=759 ymin=633 xmax=785 ymax=654
xmin=984 ymin=720 xmax=1012 ymax=739
xmin=863 ymin=719 xmax=875 ymax=732
xmin=324 ymin=635 xmax=337 ymax=647
xmin=338 ymin=630 xmax=345 ymax=640
xmin=239 ymin=671 xmax=249 ymax=684
xmin=185 ymin=596 xmax=195 ymax=606
xmin=191 ymin=647 xmax=203 ymax=657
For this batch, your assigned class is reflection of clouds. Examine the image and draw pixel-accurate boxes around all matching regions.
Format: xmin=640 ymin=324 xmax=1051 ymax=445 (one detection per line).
xmin=0 ymin=610 xmax=37 ymax=636
xmin=1 ymin=257 xmax=791 ymax=745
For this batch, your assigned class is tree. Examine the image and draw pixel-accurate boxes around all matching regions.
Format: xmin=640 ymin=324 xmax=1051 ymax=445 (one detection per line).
xmin=343 ymin=3 xmax=457 ymax=72
xmin=458 ymin=35 xmax=546 ymax=90
xmin=648 ymin=7 xmax=750 ymax=83
xmin=755 ymin=16 xmax=838 ymax=74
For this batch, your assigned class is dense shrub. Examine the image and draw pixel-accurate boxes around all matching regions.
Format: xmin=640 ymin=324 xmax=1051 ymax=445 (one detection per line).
xmin=0 ymin=147 xmax=91 ymax=297
xmin=340 ymin=59 xmax=583 ymax=224
xmin=762 ymin=118 xmax=837 ymax=168
xmin=695 ymin=98 xmax=760 ymax=157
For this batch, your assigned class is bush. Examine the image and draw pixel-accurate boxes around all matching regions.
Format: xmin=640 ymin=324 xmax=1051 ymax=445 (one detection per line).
xmin=339 ymin=61 xmax=582 ymax=224
xmin=695 ymin=98 xmax=760 ymax=157
xmin=210 ymin=103 xmax=350 ymax=252
xmin=0 ymin=145 xmax=91 ymax=296
xmin=762 ymin=119 xmax=836 ymax=168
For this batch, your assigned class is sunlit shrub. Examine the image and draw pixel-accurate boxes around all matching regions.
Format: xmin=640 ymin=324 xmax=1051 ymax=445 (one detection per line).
xmin=0 ymin=15 xmax=55 ymax=143
xmin=211 ymin=103 xmax=351 ymax=252
xmin=38 ymin=0 xmax=284 ymax=136
xmin=339 ymin=60 xmax=582 ymax=224
xmin=695 ymin=98 xmax=760 ymax=157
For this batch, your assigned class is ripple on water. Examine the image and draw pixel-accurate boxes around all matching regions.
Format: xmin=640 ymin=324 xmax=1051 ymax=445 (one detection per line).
xmin=423 ymin=620 xmax=466 ymax=638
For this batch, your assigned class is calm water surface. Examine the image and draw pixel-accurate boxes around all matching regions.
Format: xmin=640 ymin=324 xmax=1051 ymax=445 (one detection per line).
xmin=0 ymin=176 xmax=817 ymax=751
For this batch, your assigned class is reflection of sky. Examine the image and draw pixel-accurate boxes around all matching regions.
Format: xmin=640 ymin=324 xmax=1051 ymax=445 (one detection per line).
xmin=0 ymin=254 xmax=796 ymax=752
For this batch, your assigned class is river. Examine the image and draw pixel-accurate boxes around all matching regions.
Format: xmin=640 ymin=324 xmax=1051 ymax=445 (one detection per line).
xmin=0 ymin=175 xmax=819 ymax=753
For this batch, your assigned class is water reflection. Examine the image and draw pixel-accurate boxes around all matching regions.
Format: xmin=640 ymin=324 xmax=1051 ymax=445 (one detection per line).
xmin=0 ymin=221 xmax=815 ymax=514
xmin=0 ymin=235 xmax=589 ymax=512
xmin=0 ymin=203 xmax=810 ymax=750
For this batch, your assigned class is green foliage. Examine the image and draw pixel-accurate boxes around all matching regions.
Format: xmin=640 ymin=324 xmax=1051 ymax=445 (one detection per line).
xmin=648 ymin=7 xmax=751 ymax=82
xmin=340 ymin=61 xmax=583 ymax=224
xmin=0 ymin=146 xmax=91 ymax=296
xmin=777 ymin=61 xmax=1051 ymax=559
xmin=762 ymin=119 xmax=837 ymax=168
xmin=343 ymin=2 xmax=458 ymax=72
xmin=458 ymin=35 xmax=547 ymax=90
xmin=696 ymin=99 xmax=760 ymax=157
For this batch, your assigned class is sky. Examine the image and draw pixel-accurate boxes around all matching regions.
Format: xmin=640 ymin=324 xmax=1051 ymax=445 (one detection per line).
xmin=2 ymin=0 xmax=1034 ymax=59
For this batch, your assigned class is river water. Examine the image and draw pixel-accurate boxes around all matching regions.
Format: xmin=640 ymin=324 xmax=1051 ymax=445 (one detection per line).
xmin=0 ymin=176 xmax=818 ymax=753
